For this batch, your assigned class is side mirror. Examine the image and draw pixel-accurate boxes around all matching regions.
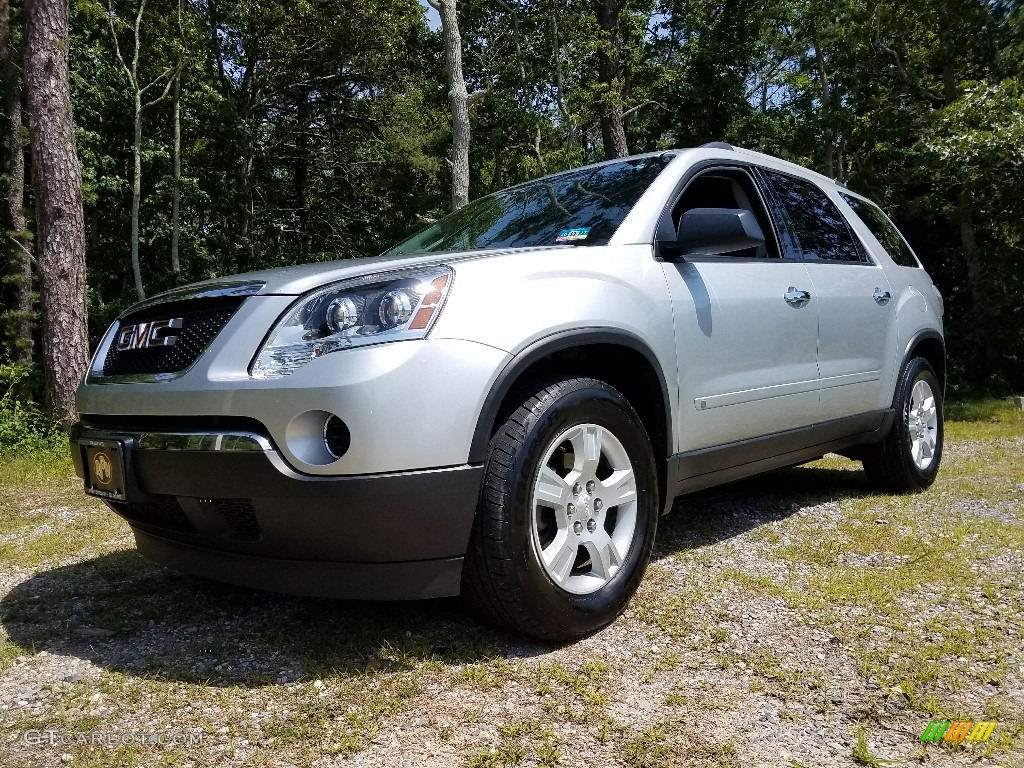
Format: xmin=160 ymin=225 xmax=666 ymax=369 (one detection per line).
xmin=665 ymin=208 xmax=766 ymax=259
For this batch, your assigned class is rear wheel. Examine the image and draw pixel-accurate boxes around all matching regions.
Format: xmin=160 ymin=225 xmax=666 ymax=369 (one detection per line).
xmin=863 ymin=357 xmax=943 ymax=492
xmin=462 ymin=377 xmax=658 ymax=641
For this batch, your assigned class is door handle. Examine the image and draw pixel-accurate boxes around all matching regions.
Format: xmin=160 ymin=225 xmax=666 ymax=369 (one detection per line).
xmin=873 ymin=288 xmax=892 ymax=305
xmin=784 ymin=287 xmax=812 ymax=305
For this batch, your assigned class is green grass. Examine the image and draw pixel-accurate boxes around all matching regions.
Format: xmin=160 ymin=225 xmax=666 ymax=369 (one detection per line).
xmin=0 ymin=639 xmax=29 ymax=675
xmin=851 ymin=725 xmax=897 ymax=767
xmin=465 ymin=718 xmax=562 ymax=768
xmin=0 ymin=399 xmax=1021 ymax=766
xmin=620 ymin=725 xmax=672 ymax=768
xmin=619 ymin=721 xmax=740 ymax=768
xmin=750 ymin=434 xmax=1023 ymax=727
xmin=945 ymin=397 xmax=1024 ymax=440
xmin=0 ymin=449 xmax=128 ymax=572
xmin=0 ymin=448 xmax=76 ymax=485
xmin=635 ymin=399 xmax=1023 ymax=758
xmin=452 ymin=657 xmax=521 ymax=691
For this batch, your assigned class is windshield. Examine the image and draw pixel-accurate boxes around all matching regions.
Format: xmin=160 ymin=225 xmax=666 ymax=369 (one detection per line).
xmin=386 ymin=154 xmax=673 ymax=255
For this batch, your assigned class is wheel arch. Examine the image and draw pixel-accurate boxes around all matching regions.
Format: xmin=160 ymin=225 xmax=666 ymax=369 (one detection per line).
xmin=903 ymin=329 xmax=946 ymax=396
xmin=468 ymin=329 xmax=673 ymax=478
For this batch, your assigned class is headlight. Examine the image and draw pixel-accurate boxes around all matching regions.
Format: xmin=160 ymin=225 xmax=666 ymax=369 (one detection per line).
xmin=250 ymin=266 xmax=453 ymax=378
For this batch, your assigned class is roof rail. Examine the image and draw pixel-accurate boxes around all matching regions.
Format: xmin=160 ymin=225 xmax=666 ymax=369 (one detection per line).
xmin=700 ymin=141 xmax=734 ymax=150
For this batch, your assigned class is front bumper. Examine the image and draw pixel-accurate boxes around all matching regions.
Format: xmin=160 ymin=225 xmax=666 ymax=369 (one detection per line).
xmin=71 ymin=425 xmax=483 ymax=599
xmin=78 ymin=312 xmax=511 ymax=476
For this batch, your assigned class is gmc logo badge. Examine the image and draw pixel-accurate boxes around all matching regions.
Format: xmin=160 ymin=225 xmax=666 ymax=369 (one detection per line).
xmin=116 ymin=318 xmax=184 ymax=351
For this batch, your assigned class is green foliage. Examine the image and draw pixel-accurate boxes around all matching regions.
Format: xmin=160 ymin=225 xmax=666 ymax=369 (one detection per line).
xmin=3 ymin=0 xmax=1023 ymax=393
xmin=916 ymin=80 xmax=1024 ymax=391
xmin=0 ymin=364 xmax=64 ymax=455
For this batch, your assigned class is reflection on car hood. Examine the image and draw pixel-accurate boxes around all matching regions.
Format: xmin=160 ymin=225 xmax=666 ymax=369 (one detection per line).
xmin=142 ymin=246 xmax=569 ymax=301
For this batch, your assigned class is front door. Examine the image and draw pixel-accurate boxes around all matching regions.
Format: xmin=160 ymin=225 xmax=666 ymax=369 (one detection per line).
xmin=664 ymin=260 xmax=820 ymax=452
xmin=660 ymin=166 xmax=821 ymax=454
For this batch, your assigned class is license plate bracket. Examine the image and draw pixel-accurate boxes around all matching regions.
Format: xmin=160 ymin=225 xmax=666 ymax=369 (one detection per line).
xmin=79 ymin=438 xmax=129 ymax=502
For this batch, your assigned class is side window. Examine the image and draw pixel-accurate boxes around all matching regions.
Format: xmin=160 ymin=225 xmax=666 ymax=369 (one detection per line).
xmin=840 ymin=193 xmax=921 ymax=268
xmin=762 ymin=170 xmax=869 ymax=263
xmin=669 ymin=167 xmax=780 ymax=258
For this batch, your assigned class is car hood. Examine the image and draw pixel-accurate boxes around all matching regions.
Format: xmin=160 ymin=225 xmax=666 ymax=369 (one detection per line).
xmin=134 ymin=246 xmax=568 ymax=309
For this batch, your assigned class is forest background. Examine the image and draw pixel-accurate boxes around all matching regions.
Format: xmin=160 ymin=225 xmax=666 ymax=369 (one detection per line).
xmin=1 ymin=0 xmax=1022 ymax=435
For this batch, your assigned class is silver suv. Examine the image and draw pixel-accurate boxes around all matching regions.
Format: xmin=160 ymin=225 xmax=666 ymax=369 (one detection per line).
xmin=72 ymin=144 xmax=945 ymax=641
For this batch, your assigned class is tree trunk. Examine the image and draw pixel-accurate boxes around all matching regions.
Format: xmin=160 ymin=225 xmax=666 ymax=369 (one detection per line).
xmin=237 ymin=150 xmax=254 ymax=272
xmin=812 ymin=37 xmax=834 ymax=179
xmin=0 ymin=0 xmax=33 ymax=363
xmin=594 ymin=0 xmax=628 ymax=159
xmin=170 ymin=71 xmax=181 ymax=277
xmin=109 ymin=0 xmax=178 ymax=296
xmin=959 ymin=204 xmax=981 ymax=310
xmin=131 ymin=88 xmax=145 ymax=299
xmin=434 ymin=0 xmax=471 ymax=210
xmin=294 ymin=90 xmax=310 ymax=247
xmin=548 ymin=1 xmax=570 ymax=124
xmin=531 ymin=124 xmax=546 ymax=174
xmin=236 ymin=55 xmax=256 ymax=272
xmin=24 ymin=0 xmax=88 ymax=428
xmin=491 ymin=146 xmax=504 ymax=192
xmin=505 ymin=0 xmax=526 ymax=85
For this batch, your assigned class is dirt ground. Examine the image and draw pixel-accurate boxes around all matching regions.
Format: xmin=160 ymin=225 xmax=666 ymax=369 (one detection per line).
xmin=1 ymin=409 xmax=1022 ymax=767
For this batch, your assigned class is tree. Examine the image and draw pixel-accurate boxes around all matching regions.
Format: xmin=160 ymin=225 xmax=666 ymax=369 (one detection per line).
xmin=430 ymin=0 xmax=472 ymax=210
xmin=429 ymin=0 xmax=489 ymax=210
xmin=169 ymin=66 xmax=181 ymax=277
xmin=108 ymin=0 xmax=182 ymax=300
xmin=593 ymin=0 xmax=628 ymax=158
xmin=0 ymin=0 xmax=1019 ymax=403
xmin=0 ymin=0 xmax=32 ymax=363
xmin=24 ymin=0 xmax=88 ymax=427
xmin=169 ymin=0 xmax=184 ymax=278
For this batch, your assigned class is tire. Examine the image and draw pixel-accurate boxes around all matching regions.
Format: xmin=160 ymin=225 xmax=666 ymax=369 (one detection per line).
xmin=862 ymin=357 xmax=943 ymax=492
xmin=461 ymin=377 xmax=659 ymax=642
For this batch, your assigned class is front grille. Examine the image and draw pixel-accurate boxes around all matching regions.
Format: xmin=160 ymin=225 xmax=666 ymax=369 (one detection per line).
xmin=109 ymin=496 xmax=196 ymax=533
xmin=102 ymin=297 xmax=246 ymax=377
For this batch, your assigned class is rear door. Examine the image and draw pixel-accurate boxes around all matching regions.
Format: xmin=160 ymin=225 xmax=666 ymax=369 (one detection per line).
xmin=758 ymin=169 xmax=896 ymax=420
xmin=659 ymin=165 xmax=820 ymax=453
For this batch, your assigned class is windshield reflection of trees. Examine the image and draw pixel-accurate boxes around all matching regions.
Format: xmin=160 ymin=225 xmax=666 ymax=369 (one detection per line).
xmin=394 ymin=157 xmax=668 ymax=254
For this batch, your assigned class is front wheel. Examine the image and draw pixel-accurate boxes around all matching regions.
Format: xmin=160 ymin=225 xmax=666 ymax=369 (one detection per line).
xmin=461 ymin=377 xmax=659 ymax=641
xmin=863 ymin=357 xmax=943 ymax=492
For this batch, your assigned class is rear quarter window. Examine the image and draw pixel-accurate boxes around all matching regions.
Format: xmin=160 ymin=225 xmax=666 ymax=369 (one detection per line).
xmin=761 ymin=170 xmax=869 ymax=263
xmin=840 ymin=193 xmax=921 ymax=268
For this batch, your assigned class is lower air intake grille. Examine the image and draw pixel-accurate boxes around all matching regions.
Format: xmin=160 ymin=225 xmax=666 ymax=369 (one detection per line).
xmin=214 ymin=499 xmax=261 ymax=541
xmin=109 ymin=497 xmax=196 ymax=533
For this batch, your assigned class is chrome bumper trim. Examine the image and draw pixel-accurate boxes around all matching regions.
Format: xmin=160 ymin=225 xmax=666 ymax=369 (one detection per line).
xmin=72 ymin=424 xmax=272 ymax=452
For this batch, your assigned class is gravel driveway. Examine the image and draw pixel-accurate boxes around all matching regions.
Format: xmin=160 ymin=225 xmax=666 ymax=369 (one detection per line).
xmin=1 ymin=422 xmax=1021 ymax=767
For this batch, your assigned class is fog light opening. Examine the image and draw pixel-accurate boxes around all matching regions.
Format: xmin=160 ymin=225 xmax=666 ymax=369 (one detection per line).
xmin=323 ymin=416 xmax=351 ymax=460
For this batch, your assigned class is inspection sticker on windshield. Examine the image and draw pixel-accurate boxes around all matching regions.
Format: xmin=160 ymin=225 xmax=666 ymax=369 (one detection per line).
xmin=556 ymin=227 xmax=591 ymax=243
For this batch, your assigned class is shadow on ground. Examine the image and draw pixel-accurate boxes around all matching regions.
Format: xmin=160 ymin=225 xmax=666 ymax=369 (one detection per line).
xmin=1 ymin=462 xmax=875 ymax=687
xmin=656 ymin=462 xmax=877 ymax=555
